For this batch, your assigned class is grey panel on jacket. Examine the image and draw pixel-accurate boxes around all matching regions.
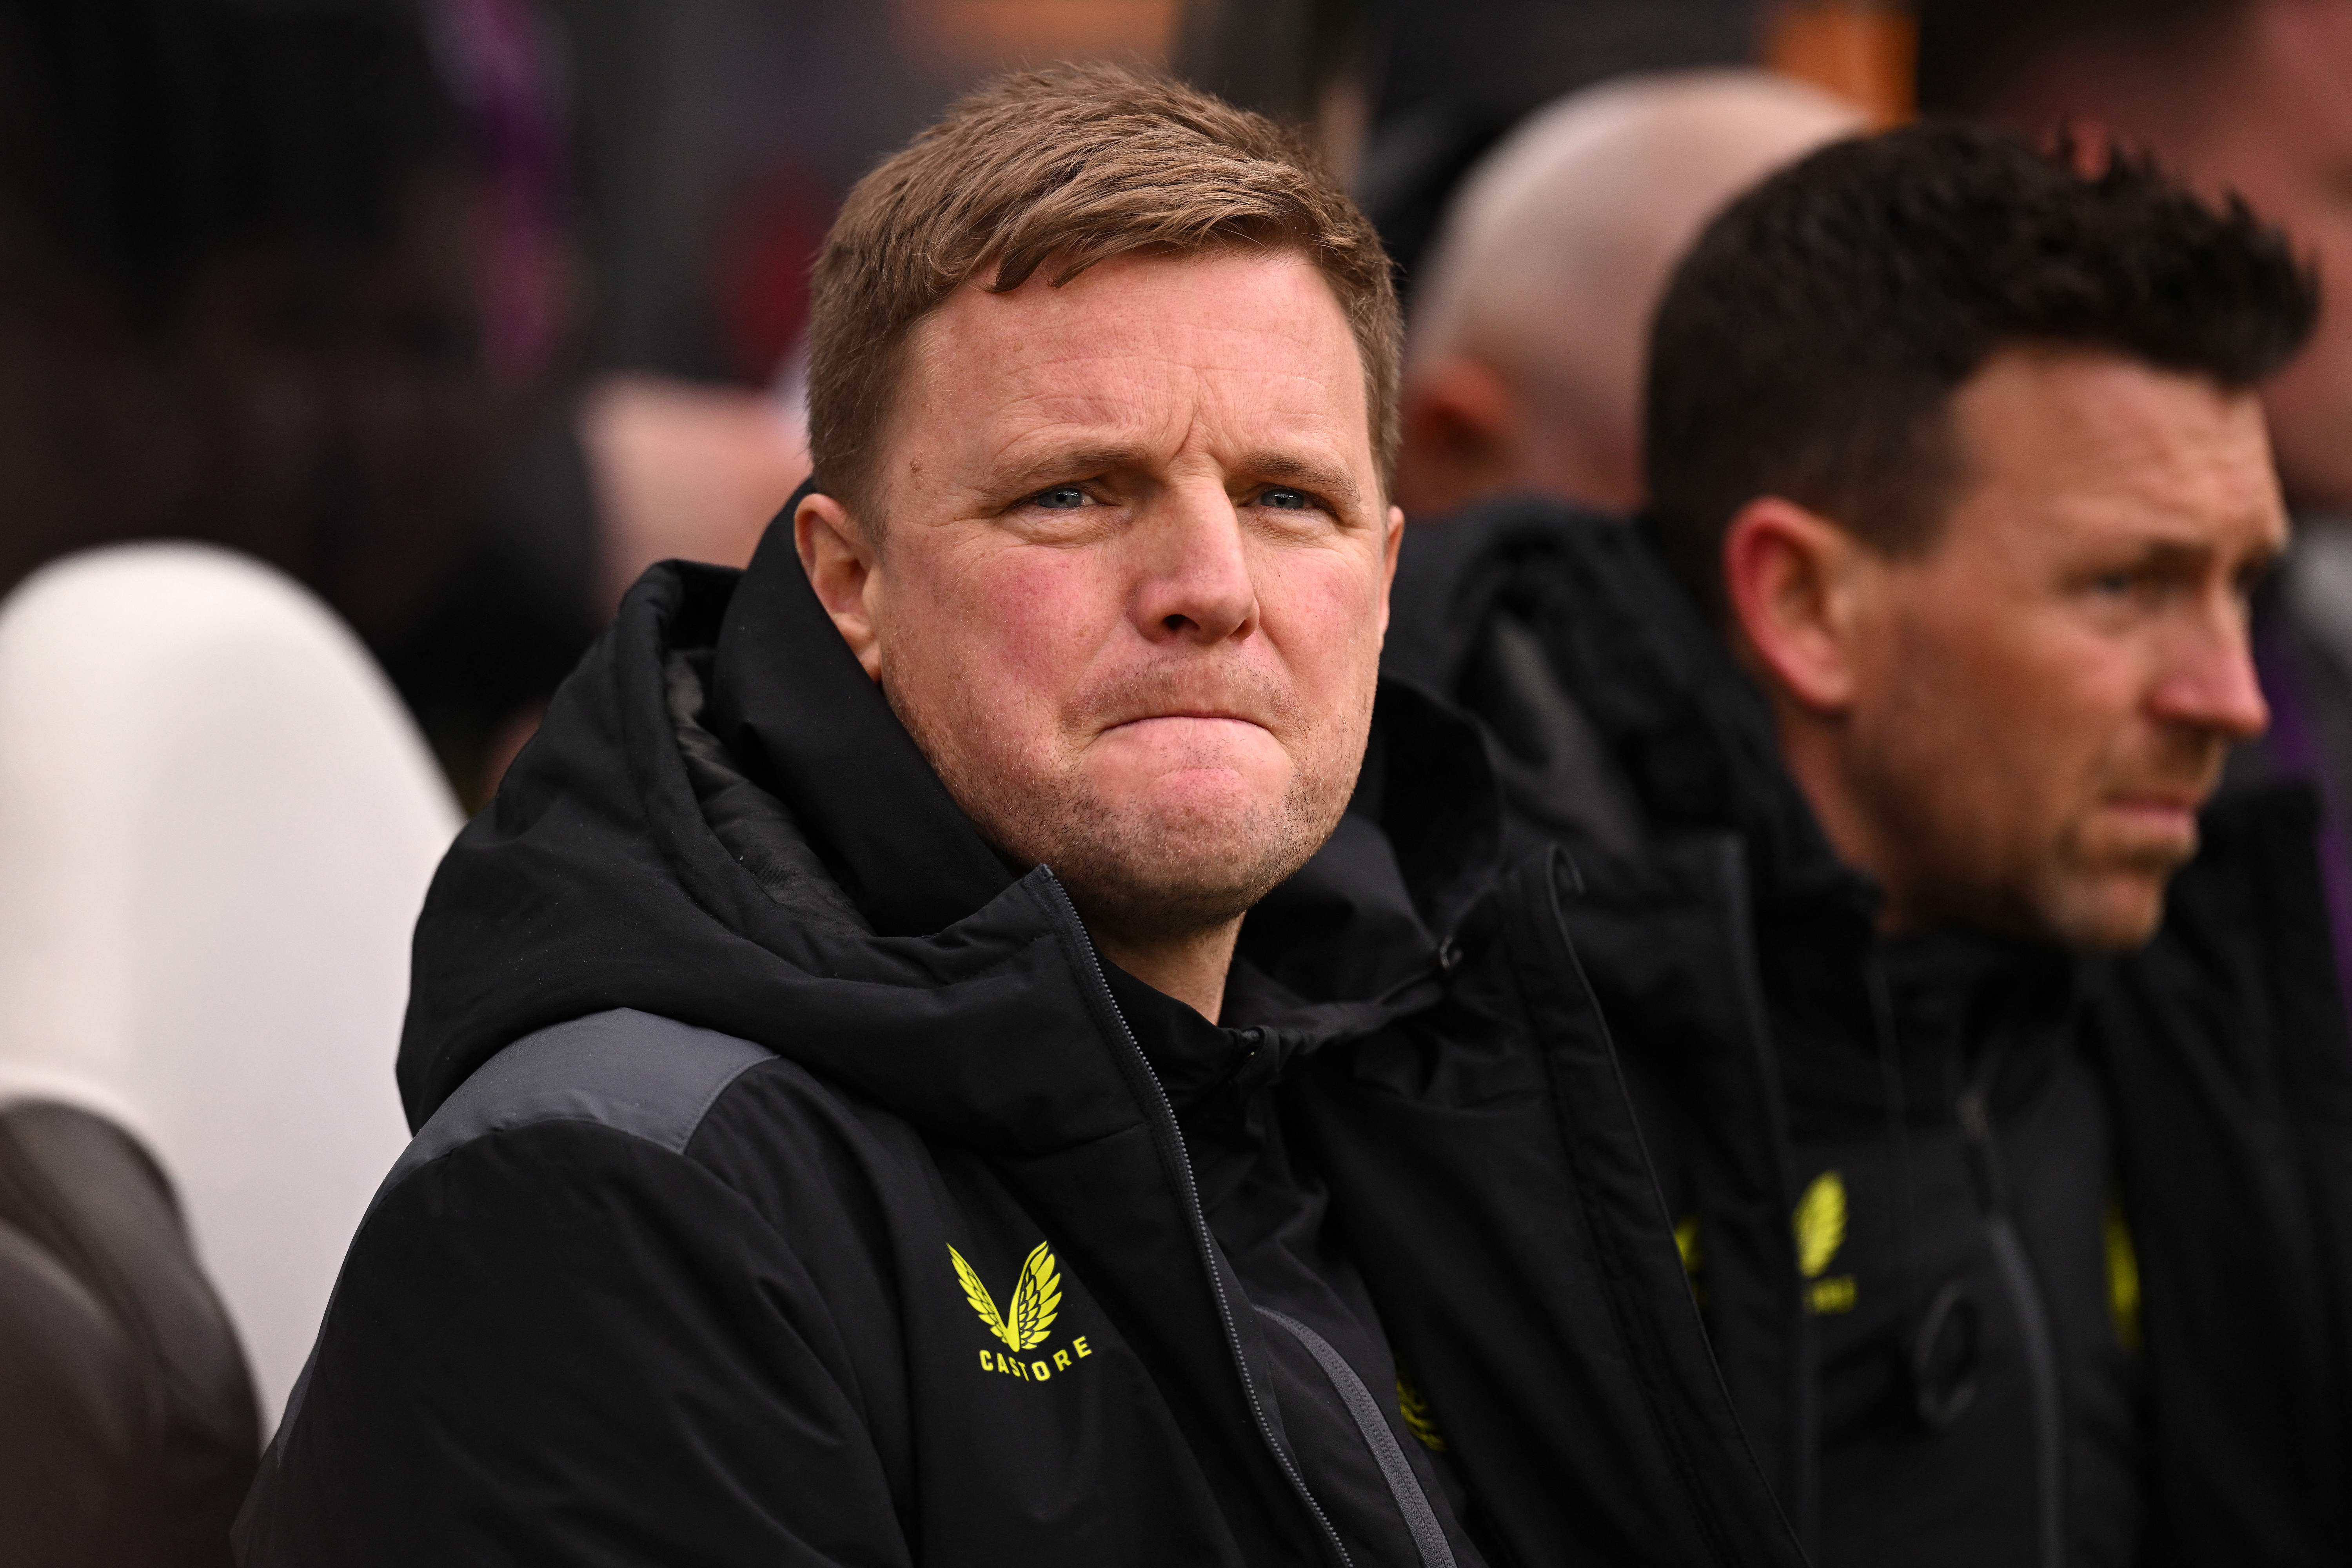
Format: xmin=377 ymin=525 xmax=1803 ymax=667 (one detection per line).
xmin=386 ymin=1009 xmax=771 ymax=1200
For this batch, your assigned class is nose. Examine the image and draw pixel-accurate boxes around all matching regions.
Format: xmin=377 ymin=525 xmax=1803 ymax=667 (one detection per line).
xmin=1132 ymin=481 xmax=1259 ymax=645
xmin=2149 ymin=603 xmax=2270 ymax=743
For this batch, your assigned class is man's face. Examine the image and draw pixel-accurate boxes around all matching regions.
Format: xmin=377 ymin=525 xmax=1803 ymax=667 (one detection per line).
xmin=820 ymin=250 xmax=1399 ymax=943
xmin=1836 ymin=349 xmax=2283 ymax=947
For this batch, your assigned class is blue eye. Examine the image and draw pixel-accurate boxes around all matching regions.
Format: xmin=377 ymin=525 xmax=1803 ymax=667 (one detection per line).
xmin=1259 ymin=488 xmax=1312 ymax=510
xmin=1032 ymin=485 xmax=1088 ymax=510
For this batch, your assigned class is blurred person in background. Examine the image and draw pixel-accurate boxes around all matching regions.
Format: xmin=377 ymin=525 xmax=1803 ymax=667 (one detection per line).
xmin=0 ymin=0 xmax=599 ymax=802
xmin=239 ymin=65 xmax=1806 ymax=1568
xmin=580 ymin=364 xmax=807 ymax=611
xmin=1916 ymin=0 xmax=2352 ymax=998
xmin=1177 ymin=0 xmax=1760 ymax=288
xmin=1394 ymin=69 xmax=1860 ymax=519
xmin=1389 ymin=126 xmax=2349 ymax=1566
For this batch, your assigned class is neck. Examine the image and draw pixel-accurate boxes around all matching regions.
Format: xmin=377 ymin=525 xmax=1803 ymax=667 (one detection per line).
xmin=1088 ymin=916 xmax=1244 ymax=1024
xmin=1773 ymin=706 xmax=1919 ymax=933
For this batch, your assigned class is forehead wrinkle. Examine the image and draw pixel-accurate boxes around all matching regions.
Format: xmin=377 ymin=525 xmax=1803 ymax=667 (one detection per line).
xmin=990 ymin=348 xmax=1350 ymax=428
xmin=980 ymin=396 xmax=1191 ymax=475
xmin=979 ymin=365 xmax=1365 ymax=484
xmin=1961 ymin=359 xmax=2281 ymax=542
xmin=912 ymin=262 xmax=1379 ymax=504
xmin=977 ymin=292 xmax=1359 ymax=403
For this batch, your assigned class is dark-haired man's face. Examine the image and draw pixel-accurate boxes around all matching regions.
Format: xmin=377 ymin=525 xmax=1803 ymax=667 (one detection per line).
xmin=1748 ymin=347 xmax=2284 ymax=947
xmin=796 ymin=250 xmax=1400 ymax=1009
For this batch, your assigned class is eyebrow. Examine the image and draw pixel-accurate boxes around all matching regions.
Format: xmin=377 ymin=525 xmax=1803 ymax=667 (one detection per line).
xmin=2103 ymin=528 xmax=2284 ymax=579
xmin=991 ymin=443 xmax=1154 ymax=496
xmin=1238 ymin=450 xmax=1366 ymax=515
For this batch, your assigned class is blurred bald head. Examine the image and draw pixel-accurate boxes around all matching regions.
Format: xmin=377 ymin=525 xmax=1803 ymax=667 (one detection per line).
xmin=1397 ymin=70 xmax=1862 ymax=518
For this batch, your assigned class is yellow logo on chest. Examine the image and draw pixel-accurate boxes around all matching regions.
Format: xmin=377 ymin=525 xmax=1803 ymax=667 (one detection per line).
xmin=1795 ymin=1171 xmax=1857 ymax=1315
xmin=950 ymin=1240 xmax=1093 ymax=1383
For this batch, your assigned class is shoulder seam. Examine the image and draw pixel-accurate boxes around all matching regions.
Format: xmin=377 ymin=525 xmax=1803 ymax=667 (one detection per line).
xmin=381 ymin=1009 xmax=771 ymax=1210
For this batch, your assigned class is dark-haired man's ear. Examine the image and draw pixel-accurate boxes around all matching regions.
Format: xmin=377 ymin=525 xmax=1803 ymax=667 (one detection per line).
xmin=1394 ymin=356 xmax=1520 ymax=518
xmin=796 ymin=492 xmax=884 ymax=681
xmin=1723 ymin=495 xmax=1865 ymax=714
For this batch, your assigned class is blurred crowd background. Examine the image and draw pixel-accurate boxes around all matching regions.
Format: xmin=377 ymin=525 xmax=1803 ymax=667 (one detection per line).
xmin=0 ymin=0 xmax=1938 ymax=809
xmin=3 ymin=0 xmax=2350 ymax=1551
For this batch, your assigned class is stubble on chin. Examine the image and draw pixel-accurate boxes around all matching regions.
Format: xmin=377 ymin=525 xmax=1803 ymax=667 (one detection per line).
xmin=2025 ymin=829 xmax=2196 ymax=951
xmin=1021 ymin=761 xmax=1353 ymax=942
xmin=889 ymin=683 xmax=1365 ymax=945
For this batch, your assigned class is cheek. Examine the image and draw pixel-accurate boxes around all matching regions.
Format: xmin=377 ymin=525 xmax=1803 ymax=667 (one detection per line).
xmin=1886 ymin=609 xmax=2147 ymax=837
xmin=1258 ymin=549 xmax=1389 ymax=690
xmin=882 ymin=543 xmax=1111 ymax=743
xmin=1859 ymin=609 xmax=2057 ymax=819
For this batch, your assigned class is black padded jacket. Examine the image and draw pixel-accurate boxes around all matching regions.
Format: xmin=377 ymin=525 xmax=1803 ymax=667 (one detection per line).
xmin=234 ymin=514 xmax=1805 ymax=1568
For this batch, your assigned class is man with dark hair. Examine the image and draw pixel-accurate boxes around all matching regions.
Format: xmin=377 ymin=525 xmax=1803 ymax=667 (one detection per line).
xmin=1916 ymin=0 xmax=2352 ymax=992
xmin=1390 ymin=123 xmax=2350 ymax=1566
xmin=238 ymin=64 xmax=1803 ymax=1568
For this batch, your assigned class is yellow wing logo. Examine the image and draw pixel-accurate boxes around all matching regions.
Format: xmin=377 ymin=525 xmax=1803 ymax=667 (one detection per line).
xmin=948 ymin=1241 xmax=1062 ymax=1352
xmin=1794 ymin=1171 xmax=1847 ymax=1280
xmin=1395 ymin=1374 xmax=1447 ymax=1452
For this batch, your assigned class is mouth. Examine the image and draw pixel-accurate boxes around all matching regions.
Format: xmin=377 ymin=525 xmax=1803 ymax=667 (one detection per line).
xmin=1104 ymin=710 xmax=1271 ymax=733
xmin=2100 ymin=794 xmax=2205 ymax=841
xmin=2105 ymin=790 xmax=2204 ymax=816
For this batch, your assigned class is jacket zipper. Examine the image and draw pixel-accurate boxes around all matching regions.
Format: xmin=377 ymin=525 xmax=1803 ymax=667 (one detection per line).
xmin=1037 ymin=873 xmax=1359 ymax=1568
xmin=1956 ymin=1081 xmax=2066 ymax=1568
xmin=1260 ymin=1308 xmax=1459 ymax=1568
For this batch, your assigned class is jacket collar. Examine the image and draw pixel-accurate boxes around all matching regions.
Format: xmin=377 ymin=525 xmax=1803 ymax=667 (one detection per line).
xmin=705 ymin=480 xmax=1017 ymax=938
xmin=1393 ymin=498 xmax=1871 ymax=918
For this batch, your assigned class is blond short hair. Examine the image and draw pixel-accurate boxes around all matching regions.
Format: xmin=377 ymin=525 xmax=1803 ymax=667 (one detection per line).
xmin=806 ymin=63 xmax=1400 ymax=514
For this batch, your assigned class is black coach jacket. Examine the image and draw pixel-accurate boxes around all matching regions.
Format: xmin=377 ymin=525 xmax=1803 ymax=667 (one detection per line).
xmin=1386 ymin=498 xmax=2352 ymax=1568
xmin=234 ymin=516 xmax=1802 ymax=1568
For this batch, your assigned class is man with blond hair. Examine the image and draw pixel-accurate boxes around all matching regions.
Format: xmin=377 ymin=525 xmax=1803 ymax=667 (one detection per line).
xmin=234 ymin=66 xmax=1800 ymax=1568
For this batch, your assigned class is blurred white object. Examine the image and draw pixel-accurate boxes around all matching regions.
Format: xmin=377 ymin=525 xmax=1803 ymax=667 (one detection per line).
xmin=0 ymin=544 xmax=459 ymax=1428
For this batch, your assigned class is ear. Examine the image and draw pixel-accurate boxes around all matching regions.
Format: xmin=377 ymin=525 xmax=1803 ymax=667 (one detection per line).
xmin=795 ymin=491 xmax=884 ymax=681
xmin=1376 ymin=502 xmax=1405 ymax=637
xmin=1722 ymin=495 xmax=1868 ymax=713
xmin=1393 ymin=356 xmax=1519 ymax=517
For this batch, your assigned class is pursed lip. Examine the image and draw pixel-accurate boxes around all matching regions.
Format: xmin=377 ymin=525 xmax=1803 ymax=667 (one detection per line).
xmin=2101 ymin=793 xmax=2205 ymax=828
xmin=1102 ymin=708 xmax=1271 ymax=732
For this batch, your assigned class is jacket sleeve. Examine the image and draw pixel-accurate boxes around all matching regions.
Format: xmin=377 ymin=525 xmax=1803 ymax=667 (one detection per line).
xmin=235 ymin=1118 xmax=912 ymax=1568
